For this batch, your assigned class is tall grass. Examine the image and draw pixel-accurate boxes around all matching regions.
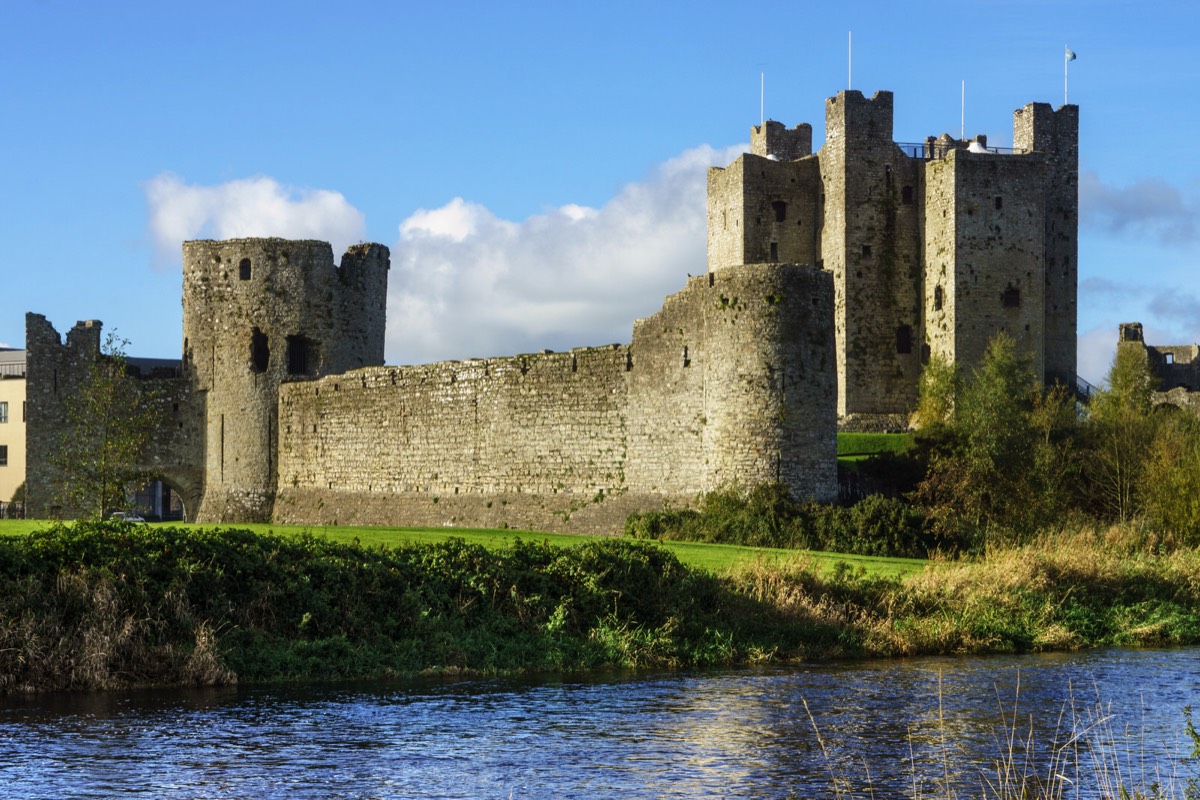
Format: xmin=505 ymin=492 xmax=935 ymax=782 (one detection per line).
xmin=794 ymin=678 xmax=1200 ymax=800
xmin=0 ymin=521 xmax=1196 ymax=692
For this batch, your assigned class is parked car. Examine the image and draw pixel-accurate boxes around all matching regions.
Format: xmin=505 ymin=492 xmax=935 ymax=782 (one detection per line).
xmin=109 ymin=511 xmax=145 ymax=523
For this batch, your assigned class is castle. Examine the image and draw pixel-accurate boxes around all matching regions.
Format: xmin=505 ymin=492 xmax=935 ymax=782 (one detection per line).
xmin=708 ymin=90 xmax=1078 ymax=427
xmin=23 ymin=89 xmax=1078 ymax=532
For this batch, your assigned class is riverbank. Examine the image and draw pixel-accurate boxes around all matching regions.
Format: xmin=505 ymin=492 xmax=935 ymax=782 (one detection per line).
xmin=0 ymin=521 xmax=1196 ymax=692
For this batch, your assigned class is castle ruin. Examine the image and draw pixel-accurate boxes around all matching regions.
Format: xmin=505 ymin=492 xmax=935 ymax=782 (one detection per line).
xmin=708 ymin=90 xmax=1078 ymax=428
xmin=23 ymin=88 xmax=1078 ymax=530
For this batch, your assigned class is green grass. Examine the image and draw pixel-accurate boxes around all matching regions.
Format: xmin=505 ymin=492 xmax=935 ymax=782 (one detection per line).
xmin=836 ymin=432 xmax=913 ymax=457
xmin=0 ymin=519 xmax=926 ymax=578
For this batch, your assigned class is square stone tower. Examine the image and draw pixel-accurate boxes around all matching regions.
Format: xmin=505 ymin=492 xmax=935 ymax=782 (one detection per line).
xmin=707 ymin=89 xmax=1079 ymax=429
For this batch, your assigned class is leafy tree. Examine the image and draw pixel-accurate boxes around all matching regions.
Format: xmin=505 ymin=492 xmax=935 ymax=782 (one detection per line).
xmin=1141 ymin=411 xmax=1200 ymax=546
xmin=916 ymin=333 xmax=1076 ymax=547
xmin=50 ymin=332 xmax=162 ymax=519
xmin=910 ymin=353 xmax=959 ymax=430
xmin=1085 ymin=344 xmax=1159 ymax=522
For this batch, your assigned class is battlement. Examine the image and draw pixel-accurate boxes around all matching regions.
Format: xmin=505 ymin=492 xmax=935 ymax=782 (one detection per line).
xmin=825 ymin=89 xmax=894 ymax=145
xmin=751 ymin=120 xmax=813 ymax=161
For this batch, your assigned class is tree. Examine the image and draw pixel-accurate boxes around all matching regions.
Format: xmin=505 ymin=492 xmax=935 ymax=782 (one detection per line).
xmin=50 ymin=332 xmax=162 ymax=519
xmin=1141 ymin=412 xmax=1200 ymax=546
xmin=910 ymin=353 xmax=959 ymax=430
xmin=1086 ymin=344 xmax=1159 ymax=522
xmin=916 ymin=333 xmax=1077 ymax=547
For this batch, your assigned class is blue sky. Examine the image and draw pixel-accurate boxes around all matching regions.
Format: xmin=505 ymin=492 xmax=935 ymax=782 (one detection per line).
xmin=2 ymin=0 xmax=1198 ymax=383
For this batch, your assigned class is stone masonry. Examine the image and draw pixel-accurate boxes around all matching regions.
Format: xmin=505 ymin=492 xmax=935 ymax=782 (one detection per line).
xmin=24 ymin=86 xmax=1078 ymax=527
xmin=707 ymin=90 xmax=1079 ymax=429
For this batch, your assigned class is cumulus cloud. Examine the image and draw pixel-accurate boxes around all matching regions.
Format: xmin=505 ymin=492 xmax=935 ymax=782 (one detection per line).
xmin=1080 ymin=170 xmax=1198 ymax=244
xmin=143 ymin=173 xmax=366 ymax=268
xmin=386 ymin=144 xmax=746 ymax=365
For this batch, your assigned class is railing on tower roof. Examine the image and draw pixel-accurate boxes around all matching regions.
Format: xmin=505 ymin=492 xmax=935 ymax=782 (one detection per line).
xmin=895 ymin=142 xmax=1023 ymax=160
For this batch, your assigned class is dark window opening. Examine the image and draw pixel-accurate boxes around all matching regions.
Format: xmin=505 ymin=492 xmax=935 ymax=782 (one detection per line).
xmin=770 ymin=242 xmax=778 ymax=261
xmin=862 ymin=244 xmax=872 ymax=257
xmin=1002 ymin=285 xmax=1021 ymax=309
xmin=902 ymin=185 xmax=914 ymax=205
xmin=934 ymin=285 xmax=944 ymax=311
xmin=885 ymin=164 xmax=893 ymax=186
xmin=0 ymin=445 xmax=7 ymax=467
xmin=1166 ymin=353 xmax=1175 ymax=365
xmin=896 ymin=325 xmax=913 ymax=354
xmin=994 ymin=196 xmax=1003 ymax=210
xmin=239 ymin=258 xmax=252 ymax=281
xmin=250 ymin=327 xmax=269 ymax=373
xmin=682 ymin=346 xmax=690 ymax=368
xmin=287 ymin=335 xmax=319 ymax=375
xmin=772 ymin=201 xmax=787 ymax=222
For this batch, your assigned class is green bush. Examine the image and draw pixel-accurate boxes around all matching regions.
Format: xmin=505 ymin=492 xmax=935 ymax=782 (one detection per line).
xmin=625 ymin=485 xmax=935 ymax=558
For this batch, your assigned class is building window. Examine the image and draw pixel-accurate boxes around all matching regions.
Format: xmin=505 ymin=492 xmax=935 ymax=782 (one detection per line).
xmin=287 ymin=335 xmax=319 ymax=375
xmin=239 ymin=258 xmax=252 ymax=281
xmin=22 ymin=401 xmax=26 ymax=422
xmin=994 ymin=196 xmax=1003 ymax=210
xmin=1002 ymin=285 xmax=1021 ymax=309
xmin=0 ymin=401 xmax=6 ymax=423
xmin=862 ymin=244 xmax=872 ymax=257
xmin=772 ymin=201 xmax=787 ymax=222
xmin=0 ymin=445 xmax=6 ymax=466
xmin=934 ymin=285 xmax=944 ymax=311
xmin=1166 ymin=353 xmax=1175 ymax=365
xmin=902 ymin=186 xmax=914 ymax=205
xmin=896 ymin=325 xmax=913 ymax=354
xmin=770 ymin=242 xmax=778 ymax=261
xmin=250 ymin=327 xmax=269 ymax=373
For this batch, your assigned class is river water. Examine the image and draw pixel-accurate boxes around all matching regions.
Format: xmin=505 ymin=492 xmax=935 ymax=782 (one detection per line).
xmin=1 ymin=648 xmax=1197 ymax=799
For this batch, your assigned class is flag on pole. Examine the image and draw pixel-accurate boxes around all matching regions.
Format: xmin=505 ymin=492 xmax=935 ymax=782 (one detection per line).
xmin=1066 ymin=47 xmax=1077 ymax=61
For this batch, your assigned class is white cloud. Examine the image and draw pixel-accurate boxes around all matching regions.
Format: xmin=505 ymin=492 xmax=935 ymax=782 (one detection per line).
xmin=143 ymin=173 xmax=366 ymax=269
xmin=1080 ymin=170 xmax=1198 ymax=244
xmin=386 ymin=144 xmax=746 ymax=365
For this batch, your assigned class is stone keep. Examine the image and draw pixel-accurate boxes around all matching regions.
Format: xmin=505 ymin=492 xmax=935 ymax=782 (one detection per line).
xmin=707 ymin=90 xmax=1079 ymax=428
xmin=181 ymin=239 xmax=390 ymax=521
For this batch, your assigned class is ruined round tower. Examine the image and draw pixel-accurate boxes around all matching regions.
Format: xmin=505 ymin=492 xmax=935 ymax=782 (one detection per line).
xmin=182 ymin=238 xmax=389 ymax=522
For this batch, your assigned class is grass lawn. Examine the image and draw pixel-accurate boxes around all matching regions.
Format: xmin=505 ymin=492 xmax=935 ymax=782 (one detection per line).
xmin=837 ymin=432 xmax=914 ymax=471
xmin=0 ymin=519 xmax=926 ymax=579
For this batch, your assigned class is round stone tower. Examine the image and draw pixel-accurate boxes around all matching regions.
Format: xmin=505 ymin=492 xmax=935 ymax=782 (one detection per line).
xmin=182 ymin=238 xmax=389 ymax=522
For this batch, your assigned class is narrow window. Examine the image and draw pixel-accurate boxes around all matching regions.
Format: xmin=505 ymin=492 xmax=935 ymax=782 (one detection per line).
xmin=934 ymin=285 xmax=944 ymax=311
xmin=896 ymin=325 xmax=913 ymax=354
xmin=0 ymin=445 xmax=6 ymax=466
xmin=902 ymin=185 xmax=914 ymax=205
xmin=0 ymin=401 xmax=7 ymax=423
xmin=1165 ymin=353 xmax=1175 ymax=365
xmin=994 ymin=196 xmax=1003 ymax=210
xmin=1002 ymin=285 xmax=1021 ymax=309
xmin=250 ymin=327 xmax=269 ymax=373
xmin=885 ymin=164 xmax=893 ymax=186
xmin=239 ymin=258 xmax=252 ymax=281
xmin=722 ymin=210 xmax=727 ymax=230
xmin=772 ymin=201 xmax=787 ymax=222
xmin=287 ymin=335 xmax=314 ymax=375
xmin=862 ymin=244 xmax=872 ymax=257
xmin=770 ymin=242 xmax=778 ymax=261
xmin=22 ymin=401 xmax=26 ymax=422
xmin=682 ymin=346 xmax=690 ymax=368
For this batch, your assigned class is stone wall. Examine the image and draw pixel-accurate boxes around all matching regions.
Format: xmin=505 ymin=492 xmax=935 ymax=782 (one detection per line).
xmin=707 ymin=89 xmax=1079 ymax=428
xmin=275 ymin=263 xmax=837 ymax=534
xmin=924 ymin=151 xmax=1047 ymax=373
xmin=24 ymin=314 xmax=204 ymax=519
xmin=182 ymin=238 xmax=389 ymax=522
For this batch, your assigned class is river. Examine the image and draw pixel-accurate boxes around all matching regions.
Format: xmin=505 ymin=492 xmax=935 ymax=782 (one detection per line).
xmin=1 ymin=648 xmax=1197 ymax=799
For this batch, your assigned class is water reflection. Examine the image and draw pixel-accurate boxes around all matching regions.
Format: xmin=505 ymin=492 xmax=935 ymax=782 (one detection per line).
xmin=0 ymin=648 xmax=1196 ymax=799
